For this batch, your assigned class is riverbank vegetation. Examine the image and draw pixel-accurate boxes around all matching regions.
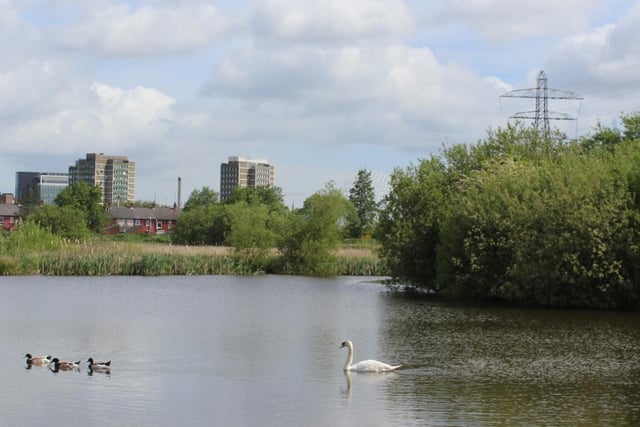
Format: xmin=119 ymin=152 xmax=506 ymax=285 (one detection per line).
xmin=5 ymin=112 xmax=640 ymax=310
xmin=0 ymin=220 xmax=383 ymax=276
xmin=378 ymin=113 xmax=640 ymax=310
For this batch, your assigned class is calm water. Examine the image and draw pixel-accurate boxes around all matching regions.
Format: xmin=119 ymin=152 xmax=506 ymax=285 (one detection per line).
xmin=1 ymin=275 xmax=639 ymax=426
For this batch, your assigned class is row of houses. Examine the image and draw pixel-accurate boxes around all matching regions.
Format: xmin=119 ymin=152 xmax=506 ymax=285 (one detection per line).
xmin=0 ymin=205 xmax=181 ymax=234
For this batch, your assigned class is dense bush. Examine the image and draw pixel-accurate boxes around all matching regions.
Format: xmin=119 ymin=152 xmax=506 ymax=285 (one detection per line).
xmin=378 ymin=117 xmax=640 ymax=310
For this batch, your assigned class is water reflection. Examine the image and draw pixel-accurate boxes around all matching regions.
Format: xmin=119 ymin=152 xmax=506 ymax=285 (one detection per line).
xmin=2 ymin=275 xmax=640 ymax=427
xmin=88 ymin=367 xmax=111 ymax=376
xmin=343 ymin=369 xmax=401 ymax=393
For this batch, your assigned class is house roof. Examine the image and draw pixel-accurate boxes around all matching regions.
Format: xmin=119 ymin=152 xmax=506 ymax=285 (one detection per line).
xmin=108 ymin=206 xmax=181 ymax=221
xmin=0 ymin=204 xmax=20 ymax=216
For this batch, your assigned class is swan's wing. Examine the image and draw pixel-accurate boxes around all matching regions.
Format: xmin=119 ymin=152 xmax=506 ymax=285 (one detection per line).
xmin=350 ymin=359 xmax=401 ymax=372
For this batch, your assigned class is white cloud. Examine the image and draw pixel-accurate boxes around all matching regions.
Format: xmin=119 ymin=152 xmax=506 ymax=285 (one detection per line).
xmin=202 ymin=40 xmax=503 ymax=150
xmin=540 ymin=2 xmax=640 ymax=134
xmin=55 ymin=2 xmax=230 ymax=55
xmin=2 ymin=81 xmax=175 ymax=153
xmin=430 ymin=0 xmax=603 ymax=42
xmin=250 ymin=0 xmax=413 ymax=44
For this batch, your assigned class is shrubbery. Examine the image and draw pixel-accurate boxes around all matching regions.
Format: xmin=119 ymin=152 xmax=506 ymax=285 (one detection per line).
xmin=377 ymin=117 xmax=640 ymax=309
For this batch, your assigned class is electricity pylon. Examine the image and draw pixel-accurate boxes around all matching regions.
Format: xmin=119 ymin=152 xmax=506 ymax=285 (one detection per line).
xmin=500 ymin=70 xmax=583 ymax=135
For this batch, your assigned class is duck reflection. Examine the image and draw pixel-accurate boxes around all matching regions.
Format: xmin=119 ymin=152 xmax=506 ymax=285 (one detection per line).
xmin=88 ymin=366 xmax=111 ymax=376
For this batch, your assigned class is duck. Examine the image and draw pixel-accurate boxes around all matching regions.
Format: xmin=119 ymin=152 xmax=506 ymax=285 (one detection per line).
xmin=49 ymin=358 xmax=81 ymax=372
xmin=87 ymin=358 xmax=111 ymax=371
xmin=340 ymin=340 xmax=402 ymax=372
xmin=25 ymin=353 xmax=52 ymax=367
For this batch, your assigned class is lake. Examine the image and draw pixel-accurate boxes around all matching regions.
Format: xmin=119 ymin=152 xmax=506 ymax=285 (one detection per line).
xmin=1 ymin=275 xmax=639 ymax=426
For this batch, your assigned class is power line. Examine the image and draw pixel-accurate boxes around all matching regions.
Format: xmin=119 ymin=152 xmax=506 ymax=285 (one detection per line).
xmin=500 ymin=70 xmax=584 ymax=135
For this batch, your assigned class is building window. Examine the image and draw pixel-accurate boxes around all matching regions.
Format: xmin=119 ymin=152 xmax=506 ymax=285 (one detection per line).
xmin=145 ymin=219 xmax=150 ymax=227
xmin=157 ymin=220 xmax=163 ymax=229
xmin=135 ymin=219 xmax=141 ymax=226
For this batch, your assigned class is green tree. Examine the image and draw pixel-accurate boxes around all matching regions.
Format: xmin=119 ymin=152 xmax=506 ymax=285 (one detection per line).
xmin=278 ymin=182 xmax=355 ymax=276
xmin=348 ymin=169 xmax=377 ymax=238
xmin=30 ymin=205 xmax=89 ymax=239
xmin=225 ymin=186 xmax=284 ymax=207
xmin=437 ymin=152 xmax=639 ymax=309
xmin=183 ymin=186 xmax=219 ymax=212
xmin=580 ymin=121 xmax=622 ymax=151
xmin=54 ymin=182 xmax=109 ymax=232
xmin=171 ymin=203 xmax=229 ymax=245
xmin=376 ymin=157 xmax=452 ymax=288
xmin=225 ymin=202 xmax=280 ymax=264
xmin=622 ymin=111 xmax=640 ymax=141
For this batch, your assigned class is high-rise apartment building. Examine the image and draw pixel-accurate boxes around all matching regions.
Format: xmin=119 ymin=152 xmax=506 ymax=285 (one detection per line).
xmin=220 ymin=157 xmax=275 ymax=202
xmin=69 ymin=153 xmax=135 ymax=205
xmin=15 ymin=171 xmax=69 ymax=205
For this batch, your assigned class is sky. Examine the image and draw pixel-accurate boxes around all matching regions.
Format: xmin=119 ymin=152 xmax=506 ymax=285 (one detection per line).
xmin=1 ymin=0 xmax=640 ymax=208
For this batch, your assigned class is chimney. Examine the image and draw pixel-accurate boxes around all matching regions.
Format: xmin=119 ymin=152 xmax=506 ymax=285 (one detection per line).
xmin=177 ymin=177 xmax=182 ymax=210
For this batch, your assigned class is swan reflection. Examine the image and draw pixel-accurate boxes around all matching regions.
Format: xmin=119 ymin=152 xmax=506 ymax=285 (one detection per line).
xmin=342 ymin=368 xmax=400 ymax=399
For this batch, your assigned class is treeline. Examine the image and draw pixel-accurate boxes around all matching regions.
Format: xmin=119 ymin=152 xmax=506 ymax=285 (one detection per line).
xmin=3 ymin=168 xmax=381 ymax=276
xmin=377 ymin=113 xmax=640 ymax=310
xmin=172 ymin=184 xmax=368 ymax=276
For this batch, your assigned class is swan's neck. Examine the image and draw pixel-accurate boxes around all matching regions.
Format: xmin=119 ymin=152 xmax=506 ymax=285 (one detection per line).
xmin=343 ymin=342 xmax=354 ymax=371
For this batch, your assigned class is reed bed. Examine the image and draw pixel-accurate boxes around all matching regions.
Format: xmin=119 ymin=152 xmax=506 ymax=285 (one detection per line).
xmin=0 ymin=238 xmax=387 ymax=276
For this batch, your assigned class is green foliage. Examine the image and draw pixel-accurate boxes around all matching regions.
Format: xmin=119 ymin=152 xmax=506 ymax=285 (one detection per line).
xmin=183 ymin=186 xmax=219 ymax=212
xmin=35 ymin=253 xmax=265 ymax=276
xmin=348 ymin=169 xmax=378 ymax=238
xmin=580 ymin=121 xmax=623 ymax=151
xmin=54 ymin=182 xmax=109 ymax=232
xmin=225 ymin=202 xmax=280 ymax=264
xmin=30 ymin=205 xmax=90 ymax=239
xmin=0 ymin=220 xmax=65 ymax=255
xmin=171 ymin=204 xmax=229 ymax=245
xmin=377 ymin=157 xmax=452 ymax=288
xmin=380 ymin=116 xmax=640 ymax=309
xmin=622 ymin=111 xmax=640 ymax=141
xmin=278 ymin=183 xmax=355 ymax=276
xmin=173 ymin=186 xmax=288 ymax=248
xmin=438 ymin=152 xmax=638 ymax=308
xmin=225 ymin=186 xmax=284 ymax=207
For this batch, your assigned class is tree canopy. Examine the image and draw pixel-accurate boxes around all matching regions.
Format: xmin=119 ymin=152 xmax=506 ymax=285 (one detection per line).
xmin=54 ymin=182 xmax=109 ymax=232
xmin=182 ymin=186 xmax=219 ymax=212
xmin=348 ymin=169 xmax=377 ymax=238
xmin=30 ymin=205 xmax=90 ymax=240
xmin=377 ymin=114 xmax=640 ymax=310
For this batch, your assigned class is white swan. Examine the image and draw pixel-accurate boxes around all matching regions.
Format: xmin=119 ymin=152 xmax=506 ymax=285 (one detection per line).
xmin=340 ymin=340 xmax=401 ymax=372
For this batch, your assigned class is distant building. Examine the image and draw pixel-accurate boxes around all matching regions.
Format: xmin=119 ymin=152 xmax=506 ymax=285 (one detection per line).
xmin=106 ymin=206 xmax=180 ymax=235
xmin=38 ymin=173 xmax=69 ymax=205
xmin=15 ymin=171 xmax=40 ymax=204
xmin=220 ymin=156 xmax=275 ymax=202
xmin=0 ymin=193 xmax=14 ymax=205
xmin=0 ymin=203 xmax=20 ymax=231
xmin=15 ymin=171 xmax=69 ymax=205
xmin=69 ymin=153 xmax=135 ymax=206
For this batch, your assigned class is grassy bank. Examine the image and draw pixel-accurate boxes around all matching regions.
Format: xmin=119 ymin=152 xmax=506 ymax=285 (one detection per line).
xmin=0 ymin=235 xmax=386 ymax=276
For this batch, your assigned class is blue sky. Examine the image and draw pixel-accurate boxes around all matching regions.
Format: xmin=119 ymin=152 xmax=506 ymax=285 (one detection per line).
xmin=1 ymin=0 xmax=639 ymax=208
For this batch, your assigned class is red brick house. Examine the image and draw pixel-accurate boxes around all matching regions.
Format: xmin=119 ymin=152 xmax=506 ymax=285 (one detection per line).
xmin=0 ymin=204 xmax=20 ymax=231
xmin=106 ymin=206 xmax=181 ymax=234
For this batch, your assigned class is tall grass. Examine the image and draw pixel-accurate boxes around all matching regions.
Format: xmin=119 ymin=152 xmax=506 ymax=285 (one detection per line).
xmin=34 ymin=253 xmax=265 ymax=276
xmin=0 ymin=221 xmax=67 ymax=256
xmin=0 ymin=231 xmax=387 ymax=276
